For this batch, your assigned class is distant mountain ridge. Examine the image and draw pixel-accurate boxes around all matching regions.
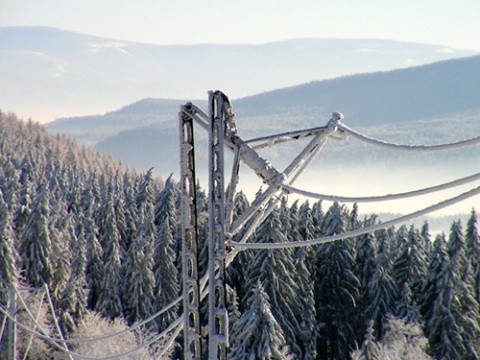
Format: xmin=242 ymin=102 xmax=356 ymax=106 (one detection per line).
xmin=46 ymin=54 xmax=480 ymax=180
xmin=1 ymin=26 xmax=478 ymax=122
xmin=234 ymin=54 xmax=480 ymax=127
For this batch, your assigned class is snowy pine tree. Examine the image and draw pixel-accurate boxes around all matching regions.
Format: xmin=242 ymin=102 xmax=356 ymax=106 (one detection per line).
xmin=229 ymin=281 xmax=293 ymax=360
xmin=391 ymin=225 xmax=426 ymax=324
xmin=465 ymin=208 xmax=480 ymax=303
xmin=80 ymin=184 xmax=104 ymax=310
xmin=420 ymin=233 xmax=448 ymax=339
xmin=20 ymin=184 xmax=54 ymax=288
xmin=96 ymin=188 xmax=123 ymax=320
xmin=154 ymin=215 xmax=180 ymax=332
xmin=367 ymin=227 xmax=398 ymax=341
xmin=428 ymin=221 xmax=480 ymax=359
xmin=243 ymin=209 xmax=305 ymax=357
xmin=315 ymin=202 xmax=360 ymax=359
xmin=355 ymin=216 xmax=378 ymax=343
xmin=0 ymin=189 xmax=19 ymax=305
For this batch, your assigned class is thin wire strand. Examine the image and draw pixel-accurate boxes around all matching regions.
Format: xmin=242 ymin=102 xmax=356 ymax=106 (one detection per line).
xmin=336 ymin=121 xmax=480 ymax=151
xmin=0 ymin=304 xmax=183 ymax=360
xmin=42 ymin=285 xmax=74 ymax=359
xmin=0 ymin=308 xmax=7 ymax=342
xmin=232 ymin=184 xmax=480 ymax=249
xmin=22 ymin=290 xmax=46 ymax=360
xmin=3 ymin=292 xmax=182 ymax=344
xmin=281 ymin=171 xmax=480 ymax=203
xmin=154 ymin=316 xmax=184 ymax=360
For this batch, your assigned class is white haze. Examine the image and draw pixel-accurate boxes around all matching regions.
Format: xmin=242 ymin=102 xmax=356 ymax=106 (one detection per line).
xmin=195 ymin=148 xmax=480 ymax=223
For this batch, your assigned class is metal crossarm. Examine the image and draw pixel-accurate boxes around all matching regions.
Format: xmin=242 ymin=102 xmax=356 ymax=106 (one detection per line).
xmin=179 ymin=91 xmax=348 ymax=360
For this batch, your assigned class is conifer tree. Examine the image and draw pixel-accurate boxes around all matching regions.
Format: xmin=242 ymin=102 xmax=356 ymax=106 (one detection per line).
xmin=420 ymin=233 xmax=448 ymax=339
xmin=227 ymin=286 xmax=242 ymax=330
xmin=229 ymin=281 xmax=293 ymax=360
xmin=227 ymin=191 xmax=253 ymax=302
xmin=420 ymin=221 xmax=433 ymax=259
xmin=13 ymin=173 xmax=33 ymax=237
xmin=243 ymin=209 xmax=304 ymax=357
xmin=136 ymin=168 xmax=157 ymax=221
xmin=355 ymin=216 xmax=378 ymax=343
xmin=315 ymin=202 xmax=360 ymax=359
xmin=57 ymin=217 xmax=87 ymax=335
xmin=293 ymin=239 xmax=317 ymax=359
xmin=391 ymin=224 xmax=426 ymax=323
xmin=428 ymin=221 xmax=480 ymax=359
xmin=311 ymin=200 xmax=324 ymax=231
xmin=465 ymin=208 xmax=480 ymax=303
xmin=348 ymin=202 xmax=361 ymax=231
xmin=122 ymin=183 xmax=156 ymax=326
xmin=367 ymin=227 xmax=398 ymax=341
xmin=154 ymin=174 xmax=178 ymax=229
xmin=50 ymin=213 xmax=71 ymax=302
xmin=352 ymin=320 xmax=380 ymax=360
xmin=154 ymin=214 xmax=180 ymax=332
xmin=80 ymin=184 xmax=104 ymax=310
xmin=0 ymin=189 xmax=19 ymax=305
xmin=298 ymin=200 xmax=316 ymax=241
xmin=20 ymin=184 xmax=54 ymax=288
xmin=0 ymin=159 xmax=20 ymax=214
xmin=96 ymin=189 xmax=123 ymax=320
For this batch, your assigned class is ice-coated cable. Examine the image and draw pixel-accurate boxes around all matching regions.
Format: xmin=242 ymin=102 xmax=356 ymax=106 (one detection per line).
xmin=336 ymin=122 xmax=480 ymax=151
xmin=43 ymin=285 xmax=74 ymax=359
xmin=281 ymin=171 xmax=480 ymax=203
xmin=154 ymin=317 xmax=184 ymax=360
xmin=0 ymin=303 xmax=183 ymax=360
xmin=232 ymin=184 xmax=480 ymax=249
xmin=22 ymin=290 xmax=46 ymax=360
xmin=8 ymin=292 xmax=182 ymax=344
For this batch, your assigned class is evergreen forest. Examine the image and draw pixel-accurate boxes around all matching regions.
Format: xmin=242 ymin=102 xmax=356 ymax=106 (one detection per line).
xmin=3 ymin=110 xmax=480 ymax=359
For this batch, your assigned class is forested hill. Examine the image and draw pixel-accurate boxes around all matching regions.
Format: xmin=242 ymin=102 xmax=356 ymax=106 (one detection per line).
xmin=4 ymin=111 xmax=480 ymax=358
xmin=234 ymin=54 xmax=480 ymax=126
xmin=45 ymin=54 xmax=480 ymax=177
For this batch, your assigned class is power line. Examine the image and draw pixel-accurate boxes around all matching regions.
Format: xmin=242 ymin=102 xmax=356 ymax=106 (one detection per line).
xmin=281 ymin=170 xmax=480 ymax=203
xmin=0 ymin=292 xmax=182 ymax=345
xmin=232 ymin=184 xmax=480 ymax=250
xmin=336 ymin=121 xmax=480 ymax=151
xmin=0 ymin=303 xmax=183 ymax=360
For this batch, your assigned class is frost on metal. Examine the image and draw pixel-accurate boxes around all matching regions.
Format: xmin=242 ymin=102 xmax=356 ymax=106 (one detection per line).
xmin=179 ymin=91 xmax=345 ymax=359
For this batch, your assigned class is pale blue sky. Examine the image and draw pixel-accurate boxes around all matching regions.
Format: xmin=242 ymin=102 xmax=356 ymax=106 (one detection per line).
xmin=2 ymin=0 xmax=480 ymax=51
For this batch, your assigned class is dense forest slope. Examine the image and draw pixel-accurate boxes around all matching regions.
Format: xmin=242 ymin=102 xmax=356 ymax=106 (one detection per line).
xmin=4 ymin=111 xmax=480 ymax=358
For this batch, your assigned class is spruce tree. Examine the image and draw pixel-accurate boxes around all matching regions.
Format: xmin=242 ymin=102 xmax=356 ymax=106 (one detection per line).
xmin=243 ymin=208 xmax=304 ymax=357
xmin=229 ymin=281 xmax=293 ymax=360
xmin=315 ymin=202 xmax=360 ymax=359
xmin=20 ymin=184 xmax=54 ymax=288
xmin=465 ymin=208 xmax=480 ymax=303
xmin=0 ymin=189 xmax=19 ymax=305
xmin=154 ymin=215 xmax=180 ymax=332
xmin=122 ymin=185 xmax=156 ymax=327
xmin=57 ymin=218 xmax=87 ymax=335
xmin=96 ymin=189 xmax=123 ymax=320
xmin=80 ymin=184 xmax=104 ymax=310
xmin=227 ymin=191 xmax=253 ymax=303
xmin=367 ymin=227 xmax=398 ymax=341
xmin=420 ymin=221 xmax=433 ymax=260
xmin=428 ymin=221 xmax=480 ymax=359
xmin=420 ymin=233 xmax=448 ymax=339
xmin=355 ymin=216 xmax=378 ymax=343
xmin=391 ymin=224 xmax=426 ymax=323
